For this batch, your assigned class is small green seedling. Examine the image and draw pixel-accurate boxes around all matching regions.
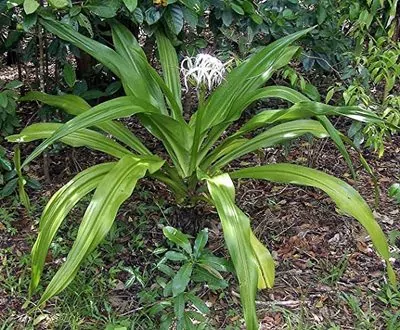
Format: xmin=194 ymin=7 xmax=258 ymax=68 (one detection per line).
xmin=148 ymin=226 xmax=230 ymax=330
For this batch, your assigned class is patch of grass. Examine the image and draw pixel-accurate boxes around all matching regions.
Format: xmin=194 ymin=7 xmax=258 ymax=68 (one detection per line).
xmin=341 ymin=292 xmax=377 ymax=329
xmin=320 ymin=254 xmax=349 ymax=286
xmin=0 ymin=201 xmax=18 ymax=235
xmin=271 ymin=305 xmax=341 ymax=330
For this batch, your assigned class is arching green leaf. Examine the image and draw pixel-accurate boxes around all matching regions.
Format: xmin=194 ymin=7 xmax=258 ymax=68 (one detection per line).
xmin=205 ymin=173 xmax=259 ymax=329
xmin=37 ymin=155 xmax=164 ymax=304
xmin=155 ymin=30 xmax=182 ymax=117
xmin=7 ymin=123 xmax=133 ymax=159
xmin=208 ymin=120 xmax=328 ymax=171
xmin=230 ymin=164 xmax=396 ymax=285
xmin=30 ymin=163 xmax=115 ymax=294
xmin=20 ymin=91 xmax=151 ymax=155
xmin=21 ymin=96 xmax=159 ymax=166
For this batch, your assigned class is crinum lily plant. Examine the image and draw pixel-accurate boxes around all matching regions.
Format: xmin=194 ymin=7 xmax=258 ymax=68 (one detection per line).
xmin=8 ymin=17 xmax=396 ymax=329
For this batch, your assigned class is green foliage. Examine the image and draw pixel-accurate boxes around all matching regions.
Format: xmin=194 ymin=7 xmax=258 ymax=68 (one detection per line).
xmin=147 ymin=226 xmax=229 ymax=329
xmin=378 ymin=284 xmax=400 ymax=308
xmin=345 ymin=0 xmax=399 ymax=51
xmin=339 ymin=37 xmax=400 ymax=156
xmin=279 ymin=66 xmax=321 ymax=101
xmin=321 ymin=255 xmax=349 ymax=286
xmin=0 ymin=0 xmax=357 ymax=72
xmin=257 ymin=0 xmax=352 ymax=70
xmin=0 ymin=80 xmax=21 ymax=136
xmin=0 ymin=145 xmax=40 ymax=202
xmin=8 ymin=18 xmax=396 ymax=329
xmin=23 ymin=0 xmax=40 ymax=15
xmin=0 ymin=146 xmax=17 ymax=198
xmin=389 ymin=183 xmax=400 ymax=203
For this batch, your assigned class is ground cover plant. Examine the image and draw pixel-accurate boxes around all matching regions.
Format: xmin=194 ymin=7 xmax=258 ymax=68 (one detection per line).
xmin=5 ymin=14 xmax=399 ymax=329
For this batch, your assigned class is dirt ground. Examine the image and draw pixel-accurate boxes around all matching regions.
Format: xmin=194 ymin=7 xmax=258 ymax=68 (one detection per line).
xmin=1 ymin=125 xmax=399 ymax=329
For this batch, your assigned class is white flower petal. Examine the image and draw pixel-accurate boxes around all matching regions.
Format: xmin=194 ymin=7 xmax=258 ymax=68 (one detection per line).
xmin=181 ymin=53 xmax=226 ymax=91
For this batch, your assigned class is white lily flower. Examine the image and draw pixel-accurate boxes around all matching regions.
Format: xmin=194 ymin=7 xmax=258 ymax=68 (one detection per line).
xmin=181 ymin=54 xmax=226 ymax=91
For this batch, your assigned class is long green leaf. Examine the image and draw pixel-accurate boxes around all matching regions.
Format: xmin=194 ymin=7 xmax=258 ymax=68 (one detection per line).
xmin=198 ymin=91 xmax=382 ymax=168
xmin=30 ymin=163 xmax=115 ymax=294
xmin=237 ymin=102 xmax=383 ymax=136
xmin=42 ymin=20 xmax=190 ymax=174
xmin=140 ymin=114 xmax=193 ymax=177
xmin=22 ymin=96 xmax=159 ymax=166
xmin=40 ymin=17 xmax=142 ymax=99
xmin=208 ymin=120 xmax=328 ymax=171
xmin=199 ymin=28 xmax=313 ymax=133
xmin=7 ymin=123 xmax=133 ymax=159
xmin=20 ymin=91 xmax=151 ymax=155
xmin=197 ymin=86 xmax=309 ymax=163
xmin=236 ymin=86 xmax=309 ymax=110
xmin=195 ymin=45 xmax=301 ymax=164
xmin=20 ymin=91 xmax=91 ymax=115
xmin=317 ymin=116 xmax=356 ymax=178
xmin=37 ymin=155 xmax=164 ymax=304
xmin=230 ymin=164 xmax=396 ymax=285
xmin=110 ymin=22 xmax=166 ymax=111
xmin=155 ymin=30 xmax=183 ymax=117
xmin=211 ymin=100 xmax=382 ymax=177
xmin=109 ymin=23 xmax=183 ymax=123
xmin=204 ymin=173 xmax=259 ymax=329
xmin=250 ymin=232 xmax=275 ymax=289
xmin=40 ymin=18 xmax=124 ymax=79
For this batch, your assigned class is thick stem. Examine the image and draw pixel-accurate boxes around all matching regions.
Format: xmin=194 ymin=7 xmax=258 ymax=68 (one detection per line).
xmin=151 ymin=167 xmax=188 ymax=203
xmin=188 ymin=87 xmax=206 ymax=175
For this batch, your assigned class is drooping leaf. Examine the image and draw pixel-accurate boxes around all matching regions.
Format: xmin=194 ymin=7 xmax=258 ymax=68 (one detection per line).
xmin=204 ymin=173 xmax=259 ymax=329
xmin=230 ymin=164 xmax=396 ymax=285
xmin=40 ymin=17 xmax=124 ymax=80
xmin=7 ymin=123 xmax=133 ymax=159
xmin=208 ymin=119 xmax=328 ymax=171
xmin=317 ymin=115 xmax=356 ymax=178
xmin=250 ymin=232 xmax=275 ymax=289
xmin=37 ymin=155 xmax=164 ymax=304
xmin=21 ymin=96 xmax=159 ymax=166
xmin=19 ymin=92 xmax=151 ymax=155
xmin=237 ymin=101 xmax=383 ymax=136
xmin=29 ymin=163 xmax=115 ymax=294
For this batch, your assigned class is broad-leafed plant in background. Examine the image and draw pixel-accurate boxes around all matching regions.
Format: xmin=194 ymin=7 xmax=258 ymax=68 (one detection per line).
xmin=8 ymin=16 xmax=397 ymax=329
